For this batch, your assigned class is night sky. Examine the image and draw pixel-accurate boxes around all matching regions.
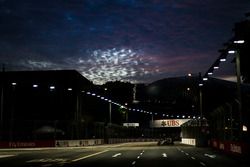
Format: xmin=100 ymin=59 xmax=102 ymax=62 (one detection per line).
xmin=0 ymin=0 xmax=249 ymax=84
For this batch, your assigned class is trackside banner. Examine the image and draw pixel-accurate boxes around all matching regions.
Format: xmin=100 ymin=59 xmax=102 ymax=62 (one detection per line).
xmin=150 ymin=119 xmax=190 ymax=128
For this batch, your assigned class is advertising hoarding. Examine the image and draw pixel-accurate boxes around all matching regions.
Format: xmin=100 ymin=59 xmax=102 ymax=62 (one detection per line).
xmin=150 ymin=119 xmax=190 ymax=128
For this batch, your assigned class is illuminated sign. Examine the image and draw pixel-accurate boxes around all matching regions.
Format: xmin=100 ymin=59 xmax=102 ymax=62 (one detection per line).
xmin=123 ymin=123 xmax=139 ymax=127
xmin=150 ymin=119 xmax=190 ymax=128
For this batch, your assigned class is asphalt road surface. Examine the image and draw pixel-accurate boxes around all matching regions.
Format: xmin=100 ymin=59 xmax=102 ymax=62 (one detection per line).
xmin=0 ymin=142 xmax=249 ymax=167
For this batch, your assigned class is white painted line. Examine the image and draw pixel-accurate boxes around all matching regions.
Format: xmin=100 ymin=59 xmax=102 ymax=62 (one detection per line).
xmin=140 ymin=152 xmax=143 ymax=155
xmin=112 ymin=153 xmax=122 ymax=158
xmin=204 ymin=153 xmax=216 ymax=159
xmin=0 ymin=155 xmax=15 ymax=159
xmin=191 ymin=157 xmax=196 ymax=160
xmin=137 ymin=156 xmax=140 ymax=159
xmin=72 ymin=150 xmax=109 ymax=162
xmin=181 ymin=150 xmax=184 ymax=153
xmin=200 ymin=162 xmax=206 ymax=166
xmin=132 ymin=161 xmax=136 ymax=165
xmin=27 ymin=158 xmax=67 ymax=163
xmin=162 ymin=153 xmax=167 ymax=158
xmin=185 ymin=153 xmax=189 ymax=156
xmin=42 ymin=164 xmax=52 ymax=167
xmin=27 ymin=159 xmax=45 ymax=163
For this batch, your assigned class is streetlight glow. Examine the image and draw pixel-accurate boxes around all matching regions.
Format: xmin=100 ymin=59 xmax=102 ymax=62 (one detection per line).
xmin=11 ymin=82 xmax=17 ymax=86
xmin=67 ymin=88 xmax=72 ymax=91
xmin=234 ymin=40 xmax=245 ymax=44
xmin=203 ymin=77 xmax=208 ymax=81
xmin=213 ymin=66 xmax=219 ymax=69
xmin=208 ymin=72 xmax=213 ymax=75
xmin=33 ymin=84 xmax=38 ymax=88
xmin=49 ymin=86 xmax=55 ymax=90
xmin=228 ymin=50 xmax=236 ymax=54
xmin=220 ymin=58 xmax=226 ymax=62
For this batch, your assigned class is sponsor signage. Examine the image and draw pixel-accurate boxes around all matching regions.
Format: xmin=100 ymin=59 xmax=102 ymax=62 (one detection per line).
xmin=150 ymin=119 xmax=190 ymax=128
xmin=123 ymin=123 xmax=139 ymax=127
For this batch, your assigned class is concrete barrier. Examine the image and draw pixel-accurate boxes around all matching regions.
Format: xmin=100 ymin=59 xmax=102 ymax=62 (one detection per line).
xmin=0 ymin=140 xmax=55 ymax=148
xmin=181 ymin=138 xmax=196 ymax=146
xmin=108 ymin=138 xmax=158 ymax=144
xmin=0 ymin=138 xmax=158 ymax=148
xmin=55 ymin=139 xmax=104 ymax=147
xmin=210 ymin=139 xmax=249 ymax=155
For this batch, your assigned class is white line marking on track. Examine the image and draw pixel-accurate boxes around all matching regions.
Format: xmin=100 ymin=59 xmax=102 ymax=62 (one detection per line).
xmin=42 ymin=164 xmax=52 ymax=167
xmin=137 ymin=156 xmax=140 ymax=159
xmin=72 ymin=150 xmax=109 ymax=162
xmin=112 ymin=153 xmax=122 ymax=158
xmin=0 ymin=155 xmax=15 ymax=158
xmin=132 ymin=161 xmax=136 ymax=165
xmin=200 ymin=162 xmax=206 ymax=166
xmin=191 ymin=157 xmax=196 ymax=160
xmin=27 ymin=158 xmax=67 ymax=163
xmin=185 ymin=153 xmax=189 ymax=156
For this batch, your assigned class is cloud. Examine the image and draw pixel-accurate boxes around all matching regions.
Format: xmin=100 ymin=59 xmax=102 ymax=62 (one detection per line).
xmin=0 ymin=0 xmax=249 ymax=84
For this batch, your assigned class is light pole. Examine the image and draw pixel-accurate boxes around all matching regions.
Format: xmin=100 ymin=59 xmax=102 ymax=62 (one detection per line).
xmin=228 ymin=47 xmax=243 ymax=138
xmin=188 ymin=73 xmax=203 ymax=119
xmin=109 ymin=101 xmax=112 ymax=124
xmin=199 ymin=85 xmax=203 ymax=119
xmin=0 ymin=65 xmax=5 ymax=140
xmin=0 ymin=80 xmax=3 ymax=140
xmin=235 ymin=50 xmax=242 ymax=138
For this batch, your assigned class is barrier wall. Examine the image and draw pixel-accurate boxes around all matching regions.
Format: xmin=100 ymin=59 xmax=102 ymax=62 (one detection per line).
xmin=0 ymin=140 xmax=55 ymax=148
xmin=181 ymin=138 xmax=196 ymax=146
xmin=107 ymin=138 xmax=158 ymax=144
xmin=0 ymin=138 xmax=158 ymax=148
xmin=55 ymin=139 xmax=104 ymax=147
xmin=210 ymin=139 xmax=249 ymax=155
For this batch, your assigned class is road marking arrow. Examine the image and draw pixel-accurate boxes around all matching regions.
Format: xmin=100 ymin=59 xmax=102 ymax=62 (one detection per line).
xmin=112 ymin=153 xmax=122 ymax=158
xmin=162 ymin=153 xmax=167 ymax=157
xmin=204 ymin=153 xmax=216 ymax=159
